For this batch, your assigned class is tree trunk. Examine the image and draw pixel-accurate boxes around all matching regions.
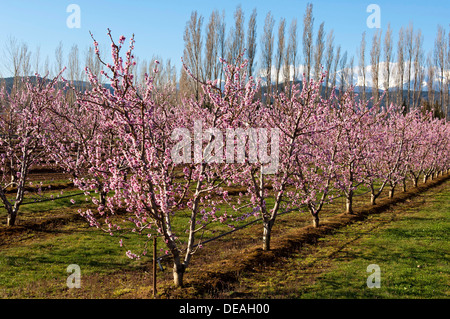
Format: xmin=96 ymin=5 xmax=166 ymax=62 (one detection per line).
xmin=412 ymin=176 xmax=418 ymax=187
xmin=7 ymin=210 xmax=17 ymax=227
xmin=423 ymin=174 xmax=428 ymax=184
xmin=346 ymin=191 xmax=353 ymax=214
xmin=262 ymin=219 xmax=275 ymax=251
xmin=388 ymin=186 xmax=395 ymax=198
xmin=312 ymin=214 xmax=320 ymax=228
xmin=370 ymin=193 xmax=377 ymax=205
xmin=402 ymin=178 xmax=407 ymax=192
xmin=100 ymin=191 xmax=107 ymax=206
xmin=172 ymin=263 xmax=185 ymax=288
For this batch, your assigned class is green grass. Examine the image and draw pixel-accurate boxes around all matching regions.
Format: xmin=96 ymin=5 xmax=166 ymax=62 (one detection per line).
xmin=310 ymin=191 xmax=449 ymax=298
xmin=234 ymin=181 xmax=450 ymax=299
xmin=0 ymin=226 xmax=150 ymax=294
xmin=1 ymin=174 xmax=448 ymax=298
xmin=0 ymin=186 xmax=264 ymax=297
xmin=0 ymin=189 xmax=87 ymax=217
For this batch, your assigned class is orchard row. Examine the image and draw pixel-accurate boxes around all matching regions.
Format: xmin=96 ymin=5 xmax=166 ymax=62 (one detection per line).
xmin=1 ymin=32 xmax=449 ymax=287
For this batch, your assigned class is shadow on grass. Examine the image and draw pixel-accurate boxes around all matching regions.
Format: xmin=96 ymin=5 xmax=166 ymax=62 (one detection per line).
xmin=163 ymin=173 xmax=450 ymax=298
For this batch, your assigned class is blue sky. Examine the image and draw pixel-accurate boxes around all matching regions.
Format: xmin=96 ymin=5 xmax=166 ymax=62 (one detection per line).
xmin=0 ymin=0 xmax=448 ymax=77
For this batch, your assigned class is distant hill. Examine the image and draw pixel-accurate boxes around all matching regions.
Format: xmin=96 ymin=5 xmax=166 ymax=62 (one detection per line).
xmin=0 ymin=75 xmax=439 ymax=112
xmin=0 ymin=76 xmax=112 ymax=94
xmin=262 ymin=79 xmax=431 ymax=110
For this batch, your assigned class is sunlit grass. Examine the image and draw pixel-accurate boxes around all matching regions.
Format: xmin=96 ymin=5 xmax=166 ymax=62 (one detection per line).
xmin=0 ymin=172 xmax=447 ymax=298
xmin=234 ymin=181 xmax=450 ymax=298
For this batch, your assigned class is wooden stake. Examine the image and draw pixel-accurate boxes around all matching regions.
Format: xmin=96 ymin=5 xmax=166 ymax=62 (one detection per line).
xmin=153 ymin=236 xmax=157 ymax=297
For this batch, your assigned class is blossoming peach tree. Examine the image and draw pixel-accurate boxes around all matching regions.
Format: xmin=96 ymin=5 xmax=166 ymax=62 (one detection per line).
xmin=72 ymin=31 xmax=268 ymax=287
xmin=40 ymin=30 xmax=450 ymax=289
xmin=0 ymin=76 xmax=61 ymax=226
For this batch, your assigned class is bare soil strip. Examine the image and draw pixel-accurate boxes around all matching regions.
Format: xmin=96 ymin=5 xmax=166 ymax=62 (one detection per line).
xmin=159 ymin=173 xmax=450 ymax=298
xmin=1 ymin=173 xmax=448 ymax=298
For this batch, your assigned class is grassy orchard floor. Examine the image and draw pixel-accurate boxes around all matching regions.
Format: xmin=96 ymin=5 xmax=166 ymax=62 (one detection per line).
xmin=228 ymin=178 xmax=450 ymax=298
xmin=0 ymin=175 xmax=276 ymax=298
xmin=0 ymin=172 xmax=448 ymax=298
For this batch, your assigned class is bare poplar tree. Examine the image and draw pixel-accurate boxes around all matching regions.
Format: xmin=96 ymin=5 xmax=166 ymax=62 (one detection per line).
xmin=323 ymin=29 xmax=334 ymax=98
xmin=130 ymin=56 xmax=139 ymax=86
xmin=149 ymin=56 xmax=168 ymax=87
xmin=404 ymin=23 xmax=414 ymax=108
xmin=227 ymin=5 xmax=245 ymax=64
xmin=283 ymin=19 xmax=298 ymax=94
xmin=396 ymin=27 xmax=405 ymax=106
xmin=54 ymin=41 xmax=64 ymax=77
xmin=446 ymin=28 xmax=450 ymax=119
xmin=371 ymin=29 xmax=382 ymax=105
xmin=34 ymin=45 xmax=41 ymax=76
xmin=179 ymin=67 xmax=192 ymax=98
xmin=275 ymin=18 xmax=286 ymax=91
xmin=302 ymin=3 xmax=314 ymax=84
xmin=43 ymin=55 xmax=50 ymax=78
xmin=138 ymin=59 xmax=148 ymax=87
xmin=434 ymin=25 xmax=447 ymax=115
xmin=153 ymin=58 xmax=177 ymax=87
xmin=426 ymin=52 xmax=435 ymax=105
xmin=246 ymin=8 xmax=257 ymax=78
xmin=65 ymin=44 xmax=81 ymax=102
xmin=183 ymin=11 xmax=204 ymax=100
xmin=167 ymin=59 xmax=177 ymax=87
xmin=204 ymin=10 xmax=219 ymax=82
xmin=68 ymin=44 xmax=81 ymax=83
xmin=359 ymin=31 xmax=367 ymax=101
xmin=383 ymin=24 xmax=393 ymax=106
xmin=412 ymin=30 xmax=424 ymax=109
xmin=331 ymin=45 xmax=341 ymax=95
xmin=287 ymin=18 xmax=298 ymax=83
xmin=283 ymin=38 xmax=292 ymax=93
xmin=217 ymin=11 xmax=226 ymax=86
xmin=3 ymin=36 xmax=21 ymax=81
xmin=260 ymin=11 xmax=275 ymax=102
xmin=339 ymin=50 xmax=348 ymax=96
xmin=3 ymin=37 xmax=31 ymax=89
xmin=313 ymin=22 xmax=325 ymax=82
xmin=85 ymin=45 xmax=102 ymax=83
xmin=447 ymin=28 xmax=450 ymax=119
xmin=349 ymin=55 xmax=354 ymax=91
xmin=19 ymin=43 xmax=31 ymax=78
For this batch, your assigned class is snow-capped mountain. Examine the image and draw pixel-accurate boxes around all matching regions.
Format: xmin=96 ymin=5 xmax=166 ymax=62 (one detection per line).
xmin=259 ymin=62 xmax=449 ymax=93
